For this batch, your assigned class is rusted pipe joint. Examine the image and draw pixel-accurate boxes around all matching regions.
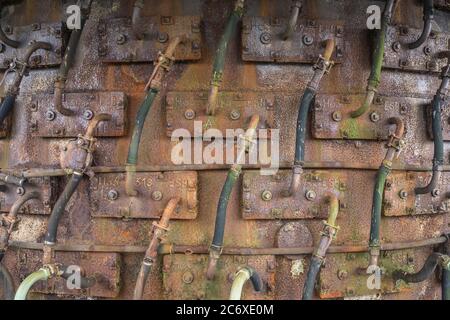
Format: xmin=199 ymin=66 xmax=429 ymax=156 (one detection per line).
xmin=206 ymin=245 xmax=222 ymax=280
xmin=285 ymin=165 xmax=303 ymax=197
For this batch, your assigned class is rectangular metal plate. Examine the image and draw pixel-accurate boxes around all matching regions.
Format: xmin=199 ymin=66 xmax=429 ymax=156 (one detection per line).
xmin=0 ymin=177 xmax=57 ymax=215
xmin=383 ymin=171 xmax=450 ymax=216
xmin=435 ymin=0 xmax=450 ymax=11
xmin=15 ymin=250 xmax=121 ymax=298
xmin=162 ymin=254 xmax=275 ymax=300
xmin=319 ymin=250 xmax=422 ymax=299
xmin=29 ymin=92 xmax=128 ymax=138
xmin=165 ymin=91 xmax=275 ymax=138
xmin=241 ymin=17 xmax=344 ymax=63
xmin=242 ymin=170 xmax=348 ymax=220
xmin=89 ymin=171 xmax=198 ymax=219
xmin=312 ymin=94 xmax=410 ymax=140
xmin=426 ymin=100 xmax=450 ymax=141
xmin=383 ymin=25 xmax=449 ymax=73
xmin=98 ymin=16 xmax=202 ymax=63
xmin=0 ymin=22 xmax=63 ymax=69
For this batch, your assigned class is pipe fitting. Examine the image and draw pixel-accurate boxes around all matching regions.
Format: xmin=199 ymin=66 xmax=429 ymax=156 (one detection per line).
xmin=229 ymin=266 xmax=263 ymax=300
xmin=281 ymin=1 xmax=302 ymax=41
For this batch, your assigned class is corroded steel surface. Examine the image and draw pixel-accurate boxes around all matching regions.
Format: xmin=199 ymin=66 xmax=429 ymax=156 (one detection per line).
xmin=0 ymin=0 xmax=448 ymax=300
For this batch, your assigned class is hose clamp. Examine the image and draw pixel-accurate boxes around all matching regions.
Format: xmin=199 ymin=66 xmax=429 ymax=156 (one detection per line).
xmin=209 ymin=245 xmax=223 ymax=258
xmin=313 ymin=55 xmax=334 ymax=74
xmin=211 ymin=71 xmax=223 ymax=87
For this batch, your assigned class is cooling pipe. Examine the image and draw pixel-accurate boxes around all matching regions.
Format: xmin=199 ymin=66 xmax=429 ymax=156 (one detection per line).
xmin=415 ymin=65 xmax=449 ymax=195
xmin=281 ymin=1 xmax=301 ymax=40
xmin=351 ymin=0 xmax=397 ymax=118
xmin=0 ymin=172 xmax=25 ymax=186
xmin=44 ymin=114 xmax=111 ymax=247
xmin=0 ymin=41 xmax=52 ymax=126
xmin=302 ymin=195 xmax=340 ymax=300
xmin=393 ymin=252 xmax=450 ymax=284
xmin=205 ymin=0 xmax=245 ymax=116
xmin=0 ymin=25 xmax=19 ymax=48
xmin=14 ymin=264 xmax=95 ymax=300
xmin=206 ymin=115 xmax=259 ymax=280
xmin=54 ymin=1 xmax=92 ymax=116
xmin=369 ymin=117 xmax=405 ymax=267
xmin=126 ymin=36 xmax=184 ymax=196
xmin=405 ymin=0 xmax=433 ymax=50
xmin=229 ymin=267 xmax=262 ymax=300
xmin=286 ymin=39 xmax=335 ymax=197
xmin=133 ymin=197 xmax=180 ymax=300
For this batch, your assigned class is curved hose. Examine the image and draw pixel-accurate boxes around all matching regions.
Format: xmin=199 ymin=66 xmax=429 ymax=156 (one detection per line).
xmin=393 ymin=252 xmax=442 ymax=283
xmin=0 ymin=25 xmax=19 ymax=48
xmin=14 ymin=268 xmax=50 ymax=300
xmin=229 ymin=267 xmax=262 ymax=300
xmin=206 ymin=0 xmax=245 ymax=115
xmin=0 ymin=94 xmax=15 ymax=126
xmin=415 ymin=68 xmax=449 ymax=195
xmin=302 ymin=195 xmax=339 ymax=300
xmin=85 ymin=113 xmax=112 ymax=139
xmin=406 ymin=0 xmax=433 ymax=50
xmin=133 ymin=197 xmax=180 ymax=300
xmin=351 ymin=0 xmax=396 ymax=118
xmin=282 ymin=1 xmax=301 ymax=40
xmin=44 ymin=172 xmax=83 ymax=246
xmin=9 ymin=191 xmax=41 ymax=220
xmin=0 ymin=262 xmax=14 ymax=300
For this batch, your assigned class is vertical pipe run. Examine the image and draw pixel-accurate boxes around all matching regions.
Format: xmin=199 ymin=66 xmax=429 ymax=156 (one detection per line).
xmin=206 ymin=115 xmax=259 ymax=280
xmin=281 ymin=1 xmax=302 ymax=40
xmin=132 ymin=0 xmax=144 ymax=40
xmin=205 ymin=0 xmax=245 ymax=116
xmin=351 ymin=0 xmax=397 ymax=118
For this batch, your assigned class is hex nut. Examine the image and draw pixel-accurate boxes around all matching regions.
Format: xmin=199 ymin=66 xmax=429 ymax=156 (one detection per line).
xmin=261 ymin=190 xmax=273 ymax=201
xmin=305 ymin=190 xmax=316 ymax=201
xmin=107 ymin=190 xmax=119 ymax=201
xmin=184 ymin=109 xmax=196 ymax=120
xmin=45 ymin=110 xmax=56 ymax=121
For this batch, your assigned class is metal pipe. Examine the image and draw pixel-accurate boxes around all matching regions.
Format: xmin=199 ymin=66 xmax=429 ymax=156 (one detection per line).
xmin=302 ymin=195 xmax=339 ymax=300
xmin=206 ymin=115 xmax=259 ymax=280
xmin=126 ymin=36 xmax=183 ymax=196
xmin=14 ymin=267 xmax=51 ymax=300
xmin=369 ymin=117 xmax=405 ymax=267
xmin=205 ymin=0 xmax=245 ymax=115
xmin=85 ymin=113 xmax=111 ymax=139
xmin=54 ymin=7 xmax=90 ymax=116
xmin=286 ymin=39 xmax=335 ymax=196
xmin=131 ymin=0 xmax=144 ymax=40
xmin=0 ymin=24 xmax=19 ymax=48
xmin=415 ymin=65 xmax=449 ymax=195
xmin=0 ymin=262 xmax=14 ymax=300
xmin=133 ymin=197 xmax=180 ymax=300
xmin=0 ymin=172 xmax=25 ymax=186
xmin=281 ymin=1 xmax=301 ymax=40
xmin=229 ymin=267 xmax=262 ymax=300
xmin=393 ymin=252 xmax=450 ymax=284
xmin=405 ymin=0 xmax=433 ymax=50
xmin=0 ymin=41 xmax=52 ymax=126
xmin=351 ymin=0 xmax=397 ymax=118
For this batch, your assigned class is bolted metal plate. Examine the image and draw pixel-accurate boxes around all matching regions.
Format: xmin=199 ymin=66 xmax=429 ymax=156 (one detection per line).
xmin=0 ymin=177 xmax=57 ymax=215
xmin=242 ymin=170 xmax=348 ymax=220
xmin=88 ymin=171 xmax=198 ymax=219
xmin=435 ymin=0 xmax=450 ymax=11
xmin=29 ymin=92 xmax=128 ymax=138
xmin=319 ymin=250 xmax=426 ymax=299
xmin=162 ymin=254 xmax=276 ymax=300
xmin=276 ymin=222 xmax=313 ymax=260
xmin=97 ymin=16 xmax=202 ymax=63
xmin=312 ymin=94 xmax=411 ymax=140
xmin=383 ymin=25 xmax=449 ymax=73
xmin=241 ymin=17 xmax=344 ymax=63
xmin=0 ymin=22 xmax=63 ymax=69
xmin=165 ymin=91 xmax=275 ymax=138
xmin=383 ymin=171 xmax=450 ymax=217
xmin=15 ymin=250 xmax=121 ymax=298
xmin=426 ymin=101 xmax=450 ymax=141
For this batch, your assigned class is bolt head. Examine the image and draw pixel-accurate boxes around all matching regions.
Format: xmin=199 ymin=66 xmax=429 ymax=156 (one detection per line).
xmin=260 ymin=32 xmax=271 ymax=44
xmin=182 ymin=271 xmax=194 ymax=284
xmin=116 ymin=34 xmax=126 ymax=45
xmin=302 ymin=35 xmax=314 ymax=46
xmin=158 ymin=32 xmax=169 ymax=43
xmin=332 ymin=111 xmax=342 ymax=122
xmin=230 ymin=110 xmax=241 ymax=121
xmin=261 ymin=190 xmax=273 ymax=201
xmin=392 ymin=41 xmax=401 ymax=52
xmin=152 ymin=191 xmax=163 ymax=201
xmin=184 ymin=109 xmax=196 ymax=120
xmin=337 ymin=269 xmax=348 ymax=280
xmin=399 ymin=189 xmax=408 ymax=199
xmin=16 ymin=187 xmax=25 ymax=196
xmin=423 ymin=46 xmax=432 ymax=55
xmin=83 ymin=109 xmax=94 ymax=120
xmin=107 ymin=190 xmax=119 ymax=201
xmin=305 ymin=190 xmax=316 ymax=201
xmin=369 ymin=112 xmax=380 ymax=122
xmin=432 ymin=189 xmax=441 ymax=197
xmin=45 ymin=110 xmax=56 ymax=121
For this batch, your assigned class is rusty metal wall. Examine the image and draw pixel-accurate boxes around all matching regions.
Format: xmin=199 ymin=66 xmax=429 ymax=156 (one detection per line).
xmin=0 ymin=0 xmax=449 ymax=300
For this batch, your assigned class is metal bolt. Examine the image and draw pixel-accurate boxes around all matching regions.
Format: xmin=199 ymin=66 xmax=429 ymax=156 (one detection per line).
xmin=230 ymin=110 xmax=241 ymax=121
xmin=107 ymin=190 xmax=119 ymax=201
xmin=399 ymin=189 xmax=408 ymax=199
xmin=184 ymin=109 xmax=196 ymax=120
xmin=370 ymin=112 xmax=380 ymax=122
xmin=337 ymin=269 xmax=348 ymax=280
xmin=305 ymin=190 xmax=316 ymax=201
xmin=116 ymin=34 xmax=126 ymax=45
xmin=432 ymin=189 xmax=440 ymax=197
xmin=152 ymin=191 xmax=163 ymax=201
xmin=182 ymin=271 xmax=194 ymax=284
xmin=83 ymin=109 xmax=94 ymax=120
xmin=392 ymin=41 xmax=401 ymax=52
xmin=45 ymin=110 xmax=56 ymax=121
xmin=16 ymin=187 xmax=25 ymax=196
xmin=261 ymin=190 xmax=273 ymax=201
xmin=332 ymin=111 xmax=342 ymax=122
xmin=423 ymin=46 xmax=432 ymax=55
xmin=260 ymin=32 xmax=271 ymax=44
xmin=302 ymin=35 xmax=314 ymax=46
xmin=158 ymin=32 xmax=169 ymax=43
xmin=29 ymin=103 xmax=38 ymax=112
